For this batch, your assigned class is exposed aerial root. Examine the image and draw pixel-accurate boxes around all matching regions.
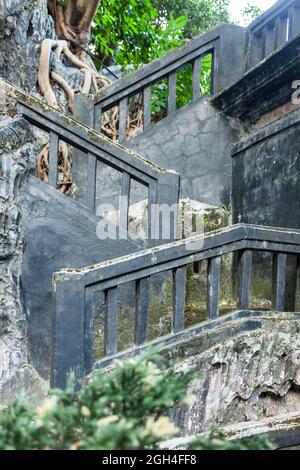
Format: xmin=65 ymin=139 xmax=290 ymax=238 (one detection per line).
xmin=38 ymin=39 xmax=59 ymax=109
xmin=36 ymin=141 xmax=72 ymax=194
xmin=37 ymin=37 xmax=111 ymax=194
xmin=100 ymin=93 xmax=144 ymax=142
xmin=36 ymin=143 xmax=50 ymax=183
xmin=58 ymin=141 xmax=72 ymax=194
xmin=38 ymin=38 xmax=101 ymax=104
xmin=81 ymin=68 xmax=92 ymax=95
xmin=51 ymin=71 xmax=74 ymax=112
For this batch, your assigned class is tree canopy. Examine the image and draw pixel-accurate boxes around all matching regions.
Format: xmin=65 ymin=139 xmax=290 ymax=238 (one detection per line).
xmin=90 ymin=0 xmax=261 ymax=70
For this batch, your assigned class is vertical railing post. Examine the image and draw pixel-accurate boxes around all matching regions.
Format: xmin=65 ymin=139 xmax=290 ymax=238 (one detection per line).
xmin=119 ymin=172 xmax=131 ymax=233
xmin=237 ymin=250 xmax=253 ymax=310
xmin=94 ymin=103 xmax=102 ymax=133
xmin=151 ymin=171 xmax=180 ymax=246
xmin=272 ymin=252 xmax=287 ymax=311
xmin=263 ymin=24 xmax=276 ymax=57
xmin=192 ymin=57 xmax=202 ymax=100
xmin=246 ymin=31 xmax=264 ymax=70
xmin=217 ymin=25 xmax=247 ymax=90
xmin=51 ymin=276 xmax=85 ymax=389
xmin=147 ymin=183 xmax=157 ymax=248
xmin=86 ymin=153 xmax=97 ymax=212
xmin=84 ymin=287 xmax=95 ymax=375
xmin=207 ymin=256 xmax=221 ymax=320
xmin=48 ymin=131 xmax=59 ymax=188
xmin=173 ymin=267 xmax=187 ymax=333
xmin=143 ymin=86 xmax=152 ymax=131
xmin=168 ymin=71 xmax=177 ymax=114
xmin=288 ymin=4 xmax=300 ymax=40
xmin=104 ymin=287 xmax=119 ymax=356
xmin=275 ymin=15 xmax=288 ymax=49
xmin=135 ymin=278 xmax=150 ymax=345
xmin=119 ymin=98 xmax=128 ymax=144
xmin=73 ymin=94 xmax=95 ymax=207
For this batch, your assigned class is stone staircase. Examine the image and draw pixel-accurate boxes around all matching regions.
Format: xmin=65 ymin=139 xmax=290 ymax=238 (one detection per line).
xmin=2 ymin=0 xmax=300 ymax=444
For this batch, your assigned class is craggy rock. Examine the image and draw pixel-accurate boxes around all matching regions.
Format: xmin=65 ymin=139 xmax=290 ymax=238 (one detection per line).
xmin=0 ymin=112 xmax=48 ymax=401
xmin=0 ymin=1 xmax=54 ymax=93
xmin=169 ymin=314 xmax=300 ymax=435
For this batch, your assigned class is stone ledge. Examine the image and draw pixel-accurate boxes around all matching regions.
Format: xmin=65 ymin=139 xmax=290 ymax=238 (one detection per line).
xmin=212 ymin=33 xmax=300 ymax=124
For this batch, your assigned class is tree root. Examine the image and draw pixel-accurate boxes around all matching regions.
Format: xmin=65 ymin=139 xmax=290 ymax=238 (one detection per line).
xmin=37 ymin=37 xmax=109 ymax=194
xmin=36 ymin=141 xmax=72 ymax=194
xmin=36 ymin=31 xmax=145 ymax=195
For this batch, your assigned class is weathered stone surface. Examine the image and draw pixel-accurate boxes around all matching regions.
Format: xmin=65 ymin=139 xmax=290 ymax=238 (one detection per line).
xmin=0 ymin=1 xmax=54 ymax=92
xmin=0 ymin=112 xmax=47 ymax=401
xmin=168 ymin=313 xmax=300 ymax=435
xmin=0 ymin=0 xmax=99 ymax=398
xmin=128 ymin=97 xmax=243 ymax=207
xmin=21 ymin=177 xmax=142 ymax=379
xmin=232 ymin=109 xmax=300 ymax=229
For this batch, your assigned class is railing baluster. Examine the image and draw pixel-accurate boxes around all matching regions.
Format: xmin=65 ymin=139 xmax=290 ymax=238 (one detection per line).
xmin=192 ymin=57 xmax=202 ymax=100
xmin=94 ymin=105 xmax=102 ymax=133
xmin=263 ymin=25 xmax=275 ymax=57
xmin=275 ymin=15 xmax=288 ymax=48
xmin=84 ymin=287 xmax=94 ymax=374
xmin=247 ymin=32 xmax=264 ymax=69
xmin=86 ymin=153 xmax=97 ymax=211
xmin=48 ymin=131 xmax=59 ymax=188
xmin=143 ymin=86 xmax=151 ymax=130
xmin=237 ymin=250 xmax=253 ymax=310
xmin=135 ymin=278 xmax=149 ymax=345
xmin=173 ymin=267 xmax=187 ymax=333
xmin=272 ymin=253 xmax=287 ymax=311
xmin=168 ymin=71 xmax=177 ymax=114
xmin=119 ymin=97 xmax=128 ymax=144
xmin=119 ymin=172 xmax=131 ymax=232
xmin=147 ymin=184 xmax=157 ymax=248
xmin=207 ymin=256 xmax=221 ymax=320
xmin=104 ymin=287 xmax=118 ymax=356
xmin=288 ymin=5 xmax=300 ymax=40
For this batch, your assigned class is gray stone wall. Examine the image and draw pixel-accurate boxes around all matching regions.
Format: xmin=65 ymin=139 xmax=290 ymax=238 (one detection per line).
xmin=0 ymin=1 xmax=92 ymax=400
xmin=232 ymin=109 xmax=300 ymax=229
xmin=0 ymin=114 xmax=47 ymax=402
xmin=0 ymin=0 xmax=54 ymax=92
xmin=128 ymin=97 xmax=242 ymax=207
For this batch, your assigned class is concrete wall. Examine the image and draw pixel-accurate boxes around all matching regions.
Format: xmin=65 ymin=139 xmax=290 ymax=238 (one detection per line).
xmin=128 ymin=97 xmax=242 ymax=207
xmin=232 ymin=109 xmax=300 ymax=228
xmin=20 ymin=177 xmax=142 ymax=380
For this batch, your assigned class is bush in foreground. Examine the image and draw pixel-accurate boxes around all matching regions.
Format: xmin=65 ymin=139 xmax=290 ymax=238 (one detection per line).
xmin=0 ymin=353 xmax=273 ymax=450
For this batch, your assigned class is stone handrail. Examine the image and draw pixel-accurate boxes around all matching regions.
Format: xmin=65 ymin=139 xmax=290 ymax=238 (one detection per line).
xmin=51 ymin=223 xmax=300 ymax=388
xmin=92 ymin=25 xmax=246 ymax=142
xmin=247 ymin=0 xmax=300 ymax=69
xmin=1 ymin=80 xmax=180 ymax=240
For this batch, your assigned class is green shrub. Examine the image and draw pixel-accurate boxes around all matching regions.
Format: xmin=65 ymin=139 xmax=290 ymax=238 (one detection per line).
xmin=0 ymin=353 xmax=273 ymax=450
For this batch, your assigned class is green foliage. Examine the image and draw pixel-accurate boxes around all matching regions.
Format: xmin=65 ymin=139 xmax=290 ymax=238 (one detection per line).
xmin=152 ymin=0 xmax=231 ymax=38
xmin=0 ymin=352 xmax=274 ymax=450
xmin=242 ymin=3 xmax=263 ymax=24
xmin=91 ymin=0 xmax=186 ymax=70
xmin=0 ymin=353 xmax=194 ymax=450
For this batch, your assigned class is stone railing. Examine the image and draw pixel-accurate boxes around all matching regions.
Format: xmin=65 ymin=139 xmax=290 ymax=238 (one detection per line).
xmin=51 ymin=224 xmax=300 ymax=388
xmin=14 ymin=87 xmax=179 ymax=241
xmin=247 ymin=0 xmax=300 ymax=69
xmin=91 ymin=25 xmax=246 ymax=143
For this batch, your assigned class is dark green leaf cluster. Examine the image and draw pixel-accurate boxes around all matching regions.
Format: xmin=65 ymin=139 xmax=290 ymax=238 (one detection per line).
xmin=0 ymin=352 xmax=273 ymax=451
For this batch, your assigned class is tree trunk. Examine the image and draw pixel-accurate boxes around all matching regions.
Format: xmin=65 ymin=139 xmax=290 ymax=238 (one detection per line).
xmin=48 ymin=0 xmax=100 ymax=49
